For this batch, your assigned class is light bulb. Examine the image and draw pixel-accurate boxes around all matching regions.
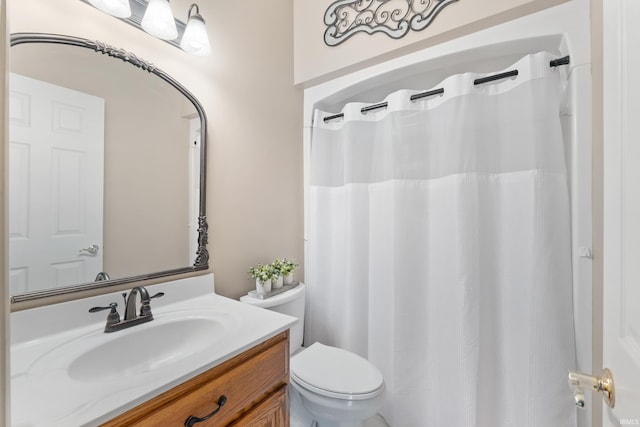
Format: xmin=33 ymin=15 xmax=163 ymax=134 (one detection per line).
xmin=180 ymin=4 xmax=211 ymax=56
xmin=88 ymin=0 xmax=131 ymax=18
xmin=141 ymin=0 xmax=178 ymax=41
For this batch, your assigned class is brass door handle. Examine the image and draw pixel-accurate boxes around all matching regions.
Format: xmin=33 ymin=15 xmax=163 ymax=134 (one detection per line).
xmin=568 ymin=368 xmax=615 ymax=409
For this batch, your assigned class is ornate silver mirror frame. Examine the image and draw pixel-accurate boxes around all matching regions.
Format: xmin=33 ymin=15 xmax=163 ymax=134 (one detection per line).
xmin=10 ymin=33 xmax=209 ymax=303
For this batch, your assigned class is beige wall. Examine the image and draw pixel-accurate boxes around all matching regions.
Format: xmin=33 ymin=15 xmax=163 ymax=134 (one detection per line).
xmin=294 ymin=0 xmax=570 ymax=85
xmin=8 ymin=0 xmax=303 ymax=305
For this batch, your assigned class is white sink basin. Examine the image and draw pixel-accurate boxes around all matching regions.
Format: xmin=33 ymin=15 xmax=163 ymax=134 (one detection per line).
xmin=28 ymin=309 xmax=236 ymax=383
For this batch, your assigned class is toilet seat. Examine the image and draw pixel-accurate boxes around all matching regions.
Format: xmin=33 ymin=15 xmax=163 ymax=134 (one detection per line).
xmin=290 ymin=342 xmax=384 ymax=401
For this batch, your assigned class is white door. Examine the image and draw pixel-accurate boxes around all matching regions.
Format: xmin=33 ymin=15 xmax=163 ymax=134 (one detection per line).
xmin=9 ymin=73 xmax=105 ymax=295
xmin=602 ymin=0 xmax=640 ymax=424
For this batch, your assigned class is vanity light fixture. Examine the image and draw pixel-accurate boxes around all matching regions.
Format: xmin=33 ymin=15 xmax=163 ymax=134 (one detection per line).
xmin=82 ymin=0 xmax=210 ymax=56
xmin=87 ymin=0 xmax=131 ymax=18
xmin=180 ymin=4 xmax=211 ymax=56
xmin=141 ymin=0 xmax=178 ymax=40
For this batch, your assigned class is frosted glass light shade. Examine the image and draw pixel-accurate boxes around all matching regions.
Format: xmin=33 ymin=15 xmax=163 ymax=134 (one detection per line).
xmin=141 ymin=0 xmax=178 ymax=40
xmin=88 ymin=0 xmax=131 ymax=18
xmin=180 ymin=14 xmax=211 ymax=56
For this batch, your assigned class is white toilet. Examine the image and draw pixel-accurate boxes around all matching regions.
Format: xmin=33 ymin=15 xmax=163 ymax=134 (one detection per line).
xmin=240 ymin=284 xmax=386 ymax=427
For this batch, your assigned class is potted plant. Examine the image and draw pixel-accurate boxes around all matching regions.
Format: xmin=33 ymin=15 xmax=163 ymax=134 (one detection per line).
xmin=271 ymin=259 xmax=287 ymax=289
xmin=280 ymin=259 xmax=298 ymax=285
xmin=249 ymin=264 xmax=276 ymax=295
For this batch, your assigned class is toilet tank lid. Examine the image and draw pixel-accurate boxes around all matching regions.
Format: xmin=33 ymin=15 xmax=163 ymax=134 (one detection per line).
xmin=239 ymin=283 xmax=305 ymax=308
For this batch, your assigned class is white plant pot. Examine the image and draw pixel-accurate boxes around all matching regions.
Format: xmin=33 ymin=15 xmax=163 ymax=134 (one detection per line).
xmin=284 ymin=272 xmax=294 ymax=285
xmin=256 ymin=279 xmax=272 ymax=295
xmin=273 ymin=275 xmax=284 ymax=289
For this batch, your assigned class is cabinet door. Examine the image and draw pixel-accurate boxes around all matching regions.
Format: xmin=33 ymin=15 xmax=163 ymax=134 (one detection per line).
xmin=232 ymin=386 xmax=288 ymax=427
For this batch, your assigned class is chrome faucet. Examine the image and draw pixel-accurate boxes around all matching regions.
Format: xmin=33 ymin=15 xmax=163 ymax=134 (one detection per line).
xmin=124 ymin=286 xmax=150 ymax=320
xmin=89 ymin=286 xmax=164 ymax=333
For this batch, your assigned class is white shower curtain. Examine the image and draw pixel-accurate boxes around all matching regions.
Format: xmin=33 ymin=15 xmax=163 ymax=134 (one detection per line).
xmin=307 ymin=52 xmax=577 ymax=427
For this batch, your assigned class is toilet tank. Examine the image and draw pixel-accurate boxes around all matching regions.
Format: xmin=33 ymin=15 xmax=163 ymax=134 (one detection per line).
xmin=240 ymin=283 xmax=305 ymax=353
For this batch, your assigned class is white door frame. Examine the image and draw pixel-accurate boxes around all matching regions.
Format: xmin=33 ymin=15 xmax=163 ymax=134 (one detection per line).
xmin=602 ymin=0 xmax=640 ymax=424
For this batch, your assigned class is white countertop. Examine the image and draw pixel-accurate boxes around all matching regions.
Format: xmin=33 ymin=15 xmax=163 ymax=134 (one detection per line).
xmin=10 ymin=274 xmax=297 ymax=427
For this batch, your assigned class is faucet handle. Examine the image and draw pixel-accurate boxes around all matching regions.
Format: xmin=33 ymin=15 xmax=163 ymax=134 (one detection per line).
xmin=89 ymin=302 xmax=121 ymax=327
xmin=89 ymin=302 xmax=118 ymax=313
xmin=150 ymin=292 xmax=165 ymax=300
xmin=140 ymin=292 xmax=165 ymax=317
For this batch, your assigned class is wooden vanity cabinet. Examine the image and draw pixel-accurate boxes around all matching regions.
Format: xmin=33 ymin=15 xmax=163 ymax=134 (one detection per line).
xmin=101 ymin=331 xmax=289 ymax=427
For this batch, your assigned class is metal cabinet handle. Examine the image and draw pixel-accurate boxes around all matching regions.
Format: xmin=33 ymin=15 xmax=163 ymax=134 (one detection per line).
xmin=79 ymin=244 xmax=99 ymax=255
xmin=568 ymin=368 xmax=615 ymax=409
xmin=184 ymin=395 xmax=227 ymax=427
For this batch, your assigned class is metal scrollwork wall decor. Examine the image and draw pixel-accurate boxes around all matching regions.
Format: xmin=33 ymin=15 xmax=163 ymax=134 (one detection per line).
xmin=324 ymin=0 xmax=460 ymax=46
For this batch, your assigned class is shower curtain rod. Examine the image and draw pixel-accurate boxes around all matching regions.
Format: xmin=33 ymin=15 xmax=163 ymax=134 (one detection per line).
xmin=322 ymin=55 xmax=570 ymax=123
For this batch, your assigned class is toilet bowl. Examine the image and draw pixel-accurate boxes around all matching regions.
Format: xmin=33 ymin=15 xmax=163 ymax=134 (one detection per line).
xmin=240 ymin=284 xmax=386 ymax=427
xmin=290 ymin=342 xmax=386 ymax=427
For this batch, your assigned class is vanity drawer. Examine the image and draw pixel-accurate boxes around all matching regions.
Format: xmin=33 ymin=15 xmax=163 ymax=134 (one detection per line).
xmin=102 ymin=331 xmax=289 ymax=427
xmin=229 ymin=385 xmax=288 ymax=427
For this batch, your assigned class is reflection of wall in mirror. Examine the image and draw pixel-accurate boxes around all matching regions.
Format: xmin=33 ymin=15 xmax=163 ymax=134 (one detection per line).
xmin=11 ymin=43 xmax=192 ymax=281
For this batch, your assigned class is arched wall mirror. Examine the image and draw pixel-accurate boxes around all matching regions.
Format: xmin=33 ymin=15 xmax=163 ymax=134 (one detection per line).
xmin=8 ymin=33 xmax=209 ymax=303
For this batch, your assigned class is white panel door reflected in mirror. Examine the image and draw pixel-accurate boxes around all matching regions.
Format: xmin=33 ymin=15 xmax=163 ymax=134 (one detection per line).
xmin=9 ymin=73 xmax=105 ymax=295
